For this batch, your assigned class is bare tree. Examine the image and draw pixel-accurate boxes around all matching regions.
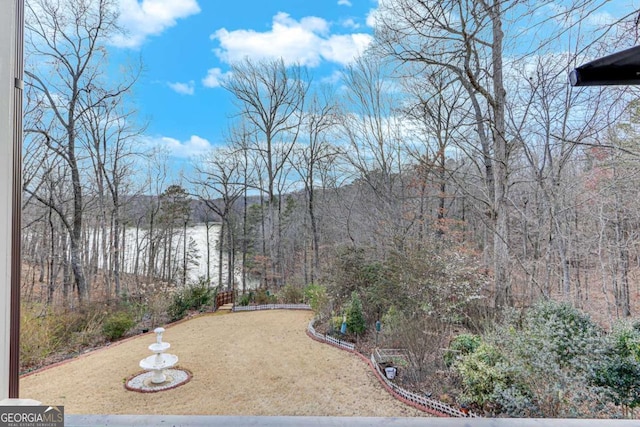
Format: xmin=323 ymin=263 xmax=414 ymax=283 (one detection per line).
xmin=289 ymin=88 xmax=340 ymax=284
xmin=339 ymin=54 xmax=415 ymax=254
xmin=222 ymin=58 xmax=309 ymax=287
xmin=191 ymin=146 xmax=245 ymax=290
xmin=374 ymin=0 xmax=511 ymax=305
xmin=402 ymin=70 xmax=469 ymax=242
xmin=24 ymin=0 xmax=135 ymax=303
xmin=81 ymin=91 xmax=144 ymax=298
xmin=373 ymin=0 xmax=623 ymax=307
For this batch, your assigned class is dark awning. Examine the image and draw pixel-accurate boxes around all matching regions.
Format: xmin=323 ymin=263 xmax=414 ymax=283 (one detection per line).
xmin=569 ymin=45 xmax=640 ymax=86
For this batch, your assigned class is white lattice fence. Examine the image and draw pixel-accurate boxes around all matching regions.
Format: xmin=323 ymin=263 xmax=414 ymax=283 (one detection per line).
xmin=307 ymin=319 xmax=355 ymax=351
xmin=370 ymin=353 xmax=478 ymax=418
xmin=233 ymin=304 xmax=311 ymax=312
xmin=323 ymin=334 xmax=356 ymax=351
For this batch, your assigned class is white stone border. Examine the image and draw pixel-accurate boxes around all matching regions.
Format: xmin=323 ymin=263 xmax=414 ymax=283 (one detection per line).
xmin=124 ymin=368 xmax=192 ymax=393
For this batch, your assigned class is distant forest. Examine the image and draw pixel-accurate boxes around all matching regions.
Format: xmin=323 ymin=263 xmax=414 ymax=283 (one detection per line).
xmin=21 ymin=0 xmax=640 ymax=321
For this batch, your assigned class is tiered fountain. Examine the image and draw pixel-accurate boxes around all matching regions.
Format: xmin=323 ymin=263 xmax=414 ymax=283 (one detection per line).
xmin=139 ymin=327 xmax=178 ymax=384
xmin=125 ymin=327 xmax=191 ymax=393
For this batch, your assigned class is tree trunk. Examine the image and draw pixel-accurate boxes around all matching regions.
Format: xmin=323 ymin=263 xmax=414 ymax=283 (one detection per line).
xmin=489 ymin=1 xmax=511 ymax=308
xmin=218 ymin=221 xmax=225 ymax=288
xmin=113 ymin=207 xmax=122 ymax=297
xmin=205 ymin=220 xmax=211 ymax=284
xmin=182 ymin=220 xmax=188 ymax=286
xmin=62 ymin=237 xmax=71 ymax=308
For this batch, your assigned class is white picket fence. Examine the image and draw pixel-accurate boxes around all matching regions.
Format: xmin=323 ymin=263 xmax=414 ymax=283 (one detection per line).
xmin=307 ymin=320 xmax=356 ymax=351
xmin=233 ymin=304 xmax=311 ymax=312
xmin=370 ymin=352 xmax=478 ymax=418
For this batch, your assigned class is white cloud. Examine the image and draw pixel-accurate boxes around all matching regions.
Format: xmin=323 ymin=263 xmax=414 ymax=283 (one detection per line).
xmin=366 ymin=9 xmax=379 ymax=28
xmin=112 ymin=0 xmax=201 ymax=48
xmin=341 ymin=18 xmax=360 ymax=29
xmin=167 ymin=80 xmax=195 ymax=95
xmin=202 ymin=67 xmax=232 ymax=88
xmin=338 ymin=0 xmax=352 ymax=6
xmin=586 ymin=11 xmax=616 ymax=27
xmin=147 ymin=135 xmax=213 ymax=158
xmin=540 ymin=3 xmax=616 ymax=30
xmin=320 ymin=70 xmax=343 ymax=85
xmin=211 ymin=12 xmax=372 ymax=67
xmin=321 ymin=33 xmax=372 ymax=65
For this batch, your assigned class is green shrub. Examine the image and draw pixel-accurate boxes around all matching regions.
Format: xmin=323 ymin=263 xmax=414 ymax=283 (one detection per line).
xmin=255 ymin=288 xmax=276 ymax=305
xmin=455 ymin=342 xmax=509 ymax=407
xmin=238 ymin=292 xmax=253 ymax=306
xmin=592 ymin=322 xmax=640 ymax=415
xmin=444 ymin=334 xmax=482 ymax=367
xmin=347 ymin=291 xmax=366 ymax=336
xmin=279 ymin=284 xmax=304 ymax=303
xmin=102 ymin=311 xmax=135 ymax=341
xmin=168 ymin=282 xmax=215 ymax=321
xmin=168 ymin=292 xmax=191 ymax=322
xmin=593 ymin=358 xmax=640 ymax=412
xmin=186 ymin=282 xmax=214 ymax=309
xmin=304 ymin=284 xmax=328 ymax=315
xmin=525 ymin=301 xmax=602 ymax=368
xmin=612 ymin=323 xmax=640 ymax=361
xmin=453 ymin=302 xmax=606 ymax=417
xmin=331 ymin=314 xmax=344 ymax=332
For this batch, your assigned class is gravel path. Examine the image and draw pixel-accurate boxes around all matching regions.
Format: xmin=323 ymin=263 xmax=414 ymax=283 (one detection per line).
xmin=20 ymin=310 xmax=429 ymax=417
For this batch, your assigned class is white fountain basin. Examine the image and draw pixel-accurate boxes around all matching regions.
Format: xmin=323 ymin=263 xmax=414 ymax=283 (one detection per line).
xmin=148 ymin=342 xmax=170 ymax=353
xmin=140 ymin=353 xmax=178 ymax=370
xmin=140 ymin=353 xmax=179 ymax=384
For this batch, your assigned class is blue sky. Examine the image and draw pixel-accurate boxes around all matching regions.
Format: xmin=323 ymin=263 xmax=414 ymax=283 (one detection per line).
xmin=108 ymin=0 xmax=377 ymax=166
xmin=102 ymin=0 xmax=633 ymax=178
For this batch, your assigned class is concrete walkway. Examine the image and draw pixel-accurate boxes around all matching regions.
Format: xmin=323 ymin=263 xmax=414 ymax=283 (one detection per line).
xmin=64 ymin=415 xmax=640 ymax=427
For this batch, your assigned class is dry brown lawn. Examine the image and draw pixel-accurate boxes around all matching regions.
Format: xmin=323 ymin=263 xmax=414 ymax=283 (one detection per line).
xmin=20 ymin=310 xmax=429 ymax=417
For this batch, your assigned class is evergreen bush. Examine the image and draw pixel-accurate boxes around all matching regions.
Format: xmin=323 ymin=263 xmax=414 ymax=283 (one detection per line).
xmin=592 ymin=322 xmax=640 ymax=416
xmin=455 ymin=342 xmax=509 ymax=407
xmin=347 ymin=291 xmax=366 ymax=336
xmin=167 ymin=281 xmax=215 ymax=321
xmin=452 ymin=301 xmax=606 ymax=416
xmin=444 ymin=333 xmax=481 ymax=367
xmin=102 ymin=311 xmax=135 ymax=341
xmin=238 ymin=292 xmax=253 ymax=306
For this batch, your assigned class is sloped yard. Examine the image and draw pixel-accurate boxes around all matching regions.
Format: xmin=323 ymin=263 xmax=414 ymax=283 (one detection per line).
xmin=20 ymin=309 xmax=429 ymax=417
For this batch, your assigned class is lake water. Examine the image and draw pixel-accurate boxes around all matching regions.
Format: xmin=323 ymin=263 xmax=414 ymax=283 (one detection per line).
xmin=118 ymin=223 xmax=253 ymax=289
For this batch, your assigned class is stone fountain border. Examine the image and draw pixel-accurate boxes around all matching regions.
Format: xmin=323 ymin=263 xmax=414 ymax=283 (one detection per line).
xmin=124 ymin=366 xmax=193 ymax=393
xmin=125 ymin=326 xmax=190 ymax=393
